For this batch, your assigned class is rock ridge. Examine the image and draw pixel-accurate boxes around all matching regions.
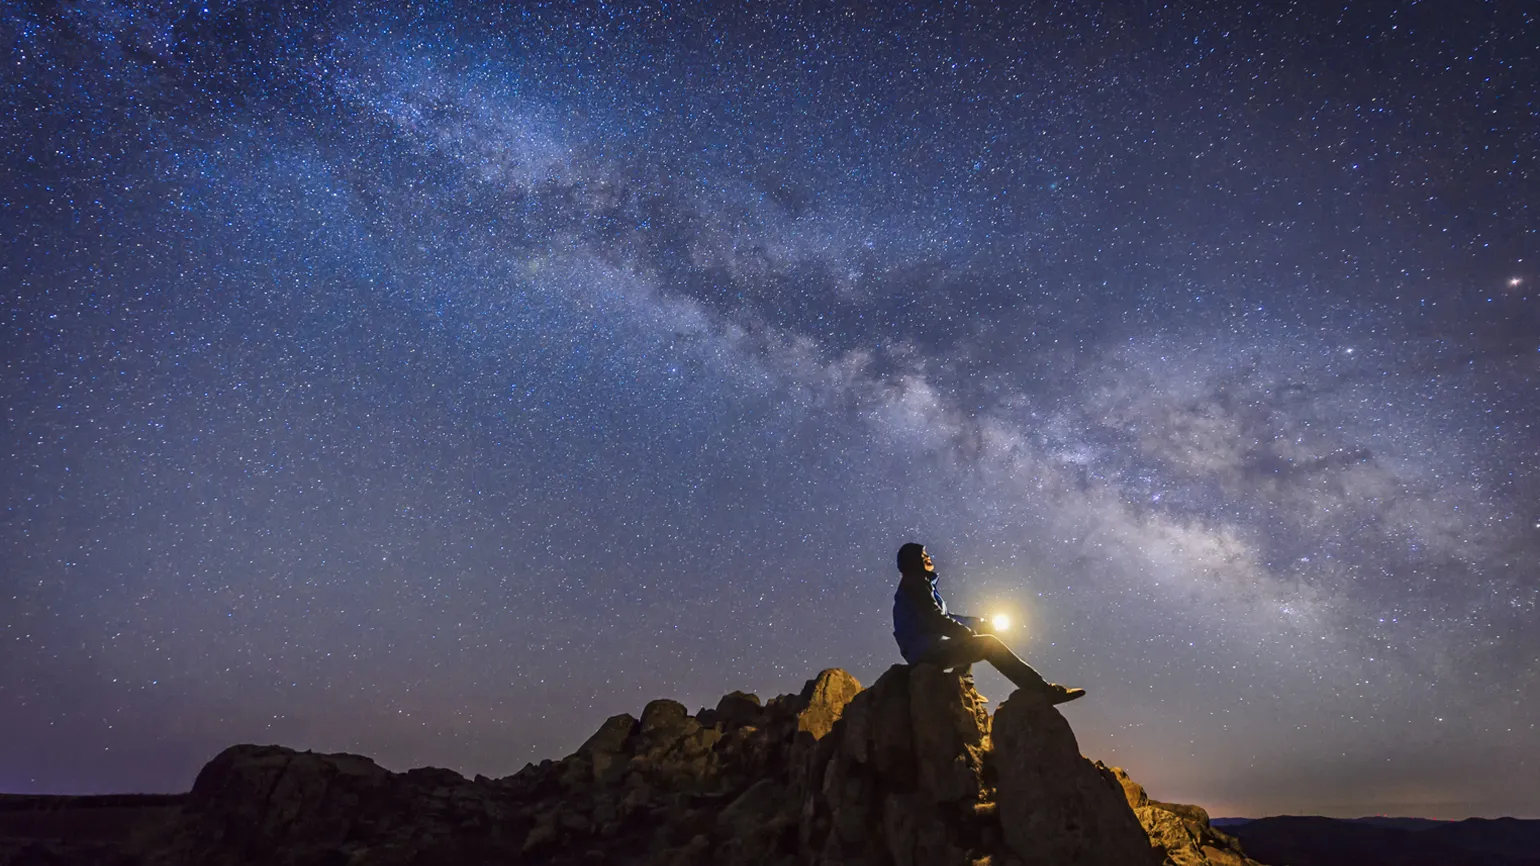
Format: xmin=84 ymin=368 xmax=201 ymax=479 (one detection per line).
xmin=1 ymin=665 xmax=1262 ymax=866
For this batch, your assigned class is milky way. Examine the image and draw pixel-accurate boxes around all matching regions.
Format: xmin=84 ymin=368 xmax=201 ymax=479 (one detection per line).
xmin=3 ymin=1 xmax=1536 ymax=817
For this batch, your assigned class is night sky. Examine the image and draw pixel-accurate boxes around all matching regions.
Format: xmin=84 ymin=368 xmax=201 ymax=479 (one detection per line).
xmin=3 ymin=0 xmax=1536 ymax=819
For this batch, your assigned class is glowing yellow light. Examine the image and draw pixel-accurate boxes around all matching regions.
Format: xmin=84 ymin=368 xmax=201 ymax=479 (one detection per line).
xmin=990 ymin=613 xmax=1011 ymax=632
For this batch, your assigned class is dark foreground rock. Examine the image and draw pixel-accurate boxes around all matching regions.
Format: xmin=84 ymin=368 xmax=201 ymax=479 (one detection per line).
xmin=0 ymin=666 xmax=1261 ymax=866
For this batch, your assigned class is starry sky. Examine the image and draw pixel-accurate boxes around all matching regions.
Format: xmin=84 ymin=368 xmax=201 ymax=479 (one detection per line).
xmin=3 ymin=0 xmax=1536 ymax=818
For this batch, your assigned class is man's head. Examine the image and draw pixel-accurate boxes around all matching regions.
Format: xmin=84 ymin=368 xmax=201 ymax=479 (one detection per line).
xmin=896 ymin=543 xmax=934 ymax=575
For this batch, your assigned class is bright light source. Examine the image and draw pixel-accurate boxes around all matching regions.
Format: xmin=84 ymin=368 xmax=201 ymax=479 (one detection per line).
xmin=990 ymin=613 xmax=1011 ymax=632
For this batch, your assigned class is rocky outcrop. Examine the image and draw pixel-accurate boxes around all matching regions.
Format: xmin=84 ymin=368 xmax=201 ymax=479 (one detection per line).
xmin=0 ymin=666 xmax=1265 ymax=866
xmin=1114 ymin=767 xmax=1256 ymax=866
xmin=992 ymin=689 xmax=1156 ymax=865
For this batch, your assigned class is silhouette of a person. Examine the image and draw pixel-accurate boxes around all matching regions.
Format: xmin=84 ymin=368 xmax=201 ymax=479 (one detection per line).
xmin=892 ymin=543 xmax=1085 ymax=704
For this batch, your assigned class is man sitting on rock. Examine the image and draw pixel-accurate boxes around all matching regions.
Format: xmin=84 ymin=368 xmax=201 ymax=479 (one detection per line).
xmin=892 ymin=542 xmax=1085 ymax=704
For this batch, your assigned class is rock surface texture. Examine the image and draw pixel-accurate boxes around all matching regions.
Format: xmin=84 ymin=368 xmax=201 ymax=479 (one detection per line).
xmin=0 ymin=665 xmax=1264 ymax=866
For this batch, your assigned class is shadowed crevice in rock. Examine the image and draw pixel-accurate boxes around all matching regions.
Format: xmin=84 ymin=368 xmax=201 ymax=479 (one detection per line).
xmin=0 ymin=666 xmax=1263 ymax=866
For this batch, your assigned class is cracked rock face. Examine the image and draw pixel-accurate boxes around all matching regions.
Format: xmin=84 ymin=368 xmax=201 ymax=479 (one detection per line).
xmin=3 ymin=666 xmax=1263 ymax=866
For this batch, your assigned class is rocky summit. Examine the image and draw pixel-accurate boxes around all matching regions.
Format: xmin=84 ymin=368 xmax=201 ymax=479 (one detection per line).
xmin=1 ymin=665 xmax=1261 ymax=866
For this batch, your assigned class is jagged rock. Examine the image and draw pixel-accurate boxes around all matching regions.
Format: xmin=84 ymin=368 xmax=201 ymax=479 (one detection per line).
xmin=808 ymin=665 xmax=993 ymax=866
xmin=795 ymin=668 xmax=863 ymax=740
xmin=908 ymin=662 xmax=991 ymax=804
xmin=5 ymin=666 xmax=1259 ymax=866
xmin=1154 ymin=800 xmax=1213 ymax=825
xmin=639 ymin=699 xmax=696 ymax=744
xmin=1112 ymin=767 xmax=1261 ymax=866
xmin=151 ymin=744 xmax=532 ymax=866
xmin=840 ymin=664 xmax=915 ymax=782
xmin=715 ymin=691 xmax=766 ymax=727
xmin=1121 ymin=765 xmax=1154 ymax=808
xmin=992 ymin=690 xmax=1158 ymax=865
xmin=188 ymin=744 xmax=394 ymax=852
xmin=578 ymin=713 xmax=638 ymax=759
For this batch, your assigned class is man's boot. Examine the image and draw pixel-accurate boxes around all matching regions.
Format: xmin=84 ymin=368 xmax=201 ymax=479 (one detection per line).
xmin=1045 ymin=684 xmax=1086 ymax=705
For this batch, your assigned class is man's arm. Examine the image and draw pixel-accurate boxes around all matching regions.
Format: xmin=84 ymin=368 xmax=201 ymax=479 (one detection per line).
xmin=900 ymin=578 xmax=975 ymax=639
xmin=951 ymin=614 xmax=987 ymax=632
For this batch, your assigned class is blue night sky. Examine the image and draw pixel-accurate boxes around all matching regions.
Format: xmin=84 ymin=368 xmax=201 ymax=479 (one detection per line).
xmin=2 ymin=1 xmax=1536 ymax=818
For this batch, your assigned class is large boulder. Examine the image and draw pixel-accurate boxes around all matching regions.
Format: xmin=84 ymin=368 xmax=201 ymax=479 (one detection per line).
xmin=838 ymin=664 xmax=915 ymax=783
xmin=170 ymin=744 xmax=511 ymax=865
xmin=572 ymin=712 xmax=637 ymax=783
xmin=808 ymin=664 xmax=995 ymax=866
xmin=639 ymin=699 xmax=696 ymax=744
xmin=907 ymin=662 xmax=991 ymax=804
xmin=992 ymin=690 xmax=1159 ymax=865
xmin=577 ymin=712 xmax=637 ymax=758
xmin=796 ymin=668 xmax=864 ymax=741
xmin=187 ymin=744 xmax=395 ymax=852
xmin=713 ymin=691 xmax=766 ymax=727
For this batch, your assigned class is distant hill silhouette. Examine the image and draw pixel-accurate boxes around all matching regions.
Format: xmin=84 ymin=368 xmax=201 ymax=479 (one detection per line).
xmin=1218 ymin=815 xmax=1540 ymax=866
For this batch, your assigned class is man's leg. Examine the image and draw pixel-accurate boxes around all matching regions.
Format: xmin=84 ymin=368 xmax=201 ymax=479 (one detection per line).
xmin=921 ymin=635 xmax=1051 ymax=692
xmin=977 ymin=634 xmax=1052 ymax=692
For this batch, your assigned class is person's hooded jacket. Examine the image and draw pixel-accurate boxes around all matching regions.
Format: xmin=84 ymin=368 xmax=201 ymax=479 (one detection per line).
xmin=892 ymin=571 xmax=984 ymax=663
